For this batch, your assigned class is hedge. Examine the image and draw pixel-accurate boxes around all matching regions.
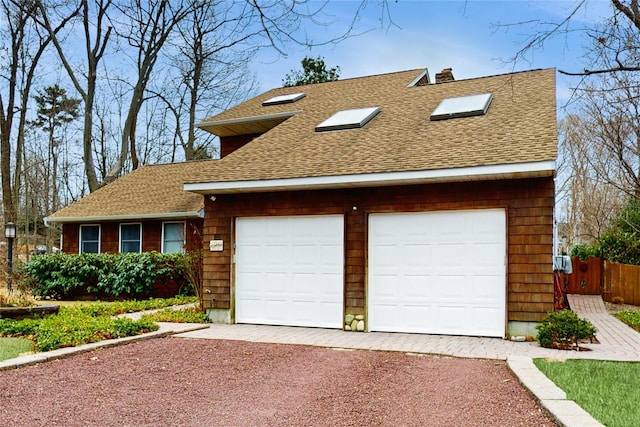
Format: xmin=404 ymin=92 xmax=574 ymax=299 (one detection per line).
xmin=20 ymin=252 xmax=197 ymax=300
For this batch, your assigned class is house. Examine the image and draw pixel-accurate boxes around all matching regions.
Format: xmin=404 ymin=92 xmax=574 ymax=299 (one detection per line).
xmin=45 ymin=161 xmax=206 ymax=254
xmin=185 ymin=67 xmax=557 ymax=338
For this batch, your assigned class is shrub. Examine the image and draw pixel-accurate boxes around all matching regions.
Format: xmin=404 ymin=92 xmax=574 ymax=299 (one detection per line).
xmin=142 ymin=307 xmax=211 ymax=323
xmin=537 ymin=310 xmax=597 ymax=350
xmin=110 ymin=317 xmax=157 ymax=338
xmin=21 ymin=252 xmax=197 ymax=300
xmin=570 ymin=244 xmax=601 ymax=261
xmin=0 ymin=318 xmax=39 ymax=337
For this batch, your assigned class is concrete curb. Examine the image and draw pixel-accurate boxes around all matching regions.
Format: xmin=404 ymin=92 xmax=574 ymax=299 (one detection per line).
xmin=0 ymin=322 xmax=208 ymax=372
xmin=507 ymin=355 xmax=604 ymax=427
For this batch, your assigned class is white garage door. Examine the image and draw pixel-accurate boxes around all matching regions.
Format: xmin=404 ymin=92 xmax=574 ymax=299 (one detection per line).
xmin=235 ymin=215 xmax=344 ymax=328
xmin=368 ymin=209 xmax=506 ymax=337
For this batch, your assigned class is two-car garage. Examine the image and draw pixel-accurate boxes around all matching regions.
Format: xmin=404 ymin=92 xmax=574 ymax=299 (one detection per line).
xmin=234 ymin=209 xmax=506 ymax=337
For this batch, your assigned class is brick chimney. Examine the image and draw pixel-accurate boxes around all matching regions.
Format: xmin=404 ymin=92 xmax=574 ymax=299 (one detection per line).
xmin=435 ymin=68 xmax=454 ymax=83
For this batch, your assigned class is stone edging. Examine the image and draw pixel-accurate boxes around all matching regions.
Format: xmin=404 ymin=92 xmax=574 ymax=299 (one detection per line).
xmin=507 ymin=355 xmax=604 ymax=427
xmin=0 ymin=304 xmax=60 ymax=320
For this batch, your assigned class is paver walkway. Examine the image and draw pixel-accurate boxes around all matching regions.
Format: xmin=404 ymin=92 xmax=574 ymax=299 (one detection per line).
xmin=567 ymin=294 xmax=640 ymax=360
xmin=176 ymin=300 xmax=640 ymax=362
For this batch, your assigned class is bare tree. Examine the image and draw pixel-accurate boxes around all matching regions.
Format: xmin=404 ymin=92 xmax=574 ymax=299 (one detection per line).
xmin=0 ymin=0 xmax=78 ymax=223
xmin=152 ymin=0 xmax=259 ymax=161
xmin=558 ymin=115 xmax=626 ymax=246
xmin=104 ymin=0 xmax=193 ymax=178
xmin=503 ymin=1 xmax=640 ymax=77
xmin=35 ymin=0 xmax=113 ymax=193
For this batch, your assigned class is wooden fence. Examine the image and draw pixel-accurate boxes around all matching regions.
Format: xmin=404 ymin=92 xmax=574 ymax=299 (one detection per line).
xmin=566 ymin=256 xmax=640 ymax=306
xmin=604 ymin=261 xmax=640 ymax=306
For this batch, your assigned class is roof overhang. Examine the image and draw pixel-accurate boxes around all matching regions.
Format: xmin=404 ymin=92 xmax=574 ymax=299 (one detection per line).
xmin=44 ymin=210 xmax=204 ymax=225
xmin=197 ymin=110 xmax=300 ymax=137
xmin=184 ymin=160 xmax=556 ymax=195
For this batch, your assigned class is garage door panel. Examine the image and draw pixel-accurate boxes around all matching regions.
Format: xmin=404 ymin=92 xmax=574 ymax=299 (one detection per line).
xmin=473 ymin=276 xmax=504 ymax=300
xmin=471 ymin=307 xmax=504 ymax=335
xmin=292 ymin=245 xmax=315 ymax=265
xmin=370 ymin=244 xmax=399 ymax=266
xmin=369 ymin=209 xmax=506 ymax=337
xmin=405 ymin=305 xmax=434 ymax=328
xmin=473 ymin=243 xmax=504 ymax=265
xmin=436 ymin=243 xmax=465 ymax=266
xmin=436 ymin=277 xmax=467 ymax=300
xmin=236 ymin=215 xmax=344 ymax=329
xmin=405 ymin=244 xmax=431 ymax=267
xmin=404 ymin=276 xmax=431 ymax=299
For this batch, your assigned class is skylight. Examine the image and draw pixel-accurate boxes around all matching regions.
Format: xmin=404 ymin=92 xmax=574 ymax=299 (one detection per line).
xmin=430 ymin=93 xmax=493 ymax=121
xmin=315 ymin=107 xmax=381 ymax=132
xmin=262 ymin=92 xmax=306 ymax=106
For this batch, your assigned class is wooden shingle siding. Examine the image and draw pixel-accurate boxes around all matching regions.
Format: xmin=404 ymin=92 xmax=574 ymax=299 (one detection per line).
xmin=143 ymin=221 xmax=162 ymax=252
xmin=220 ymin=134 xmax=260 ymax=158
xmin=201 ymin=176 xmax=554 ymax=322
xmin=101 ymin=223 xmax=119 ymax=253
xmin=61 ymin=219 xmax=203 ymax=254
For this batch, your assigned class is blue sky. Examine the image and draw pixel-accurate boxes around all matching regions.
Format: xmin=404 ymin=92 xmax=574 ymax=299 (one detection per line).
xmin=251 ymin=1 xmax=612 ymax=107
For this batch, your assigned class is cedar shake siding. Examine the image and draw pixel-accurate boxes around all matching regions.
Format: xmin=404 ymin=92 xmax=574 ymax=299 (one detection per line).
xmin=61 ymin=219 xmax=203 ymax=254
xmin=201 ymin=177 xmax=554 ymax=323
xmin=220 ymin=134 xmax=261 ymax=158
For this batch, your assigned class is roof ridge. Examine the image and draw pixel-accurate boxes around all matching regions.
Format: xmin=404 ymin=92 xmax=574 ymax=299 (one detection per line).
xmin=137 ymin=158 xmax=218 ymax=169
xmin=426 ymin=67 xmax=555 ymax=85
xmin=274 ymin=68 xmax=427 ymax=90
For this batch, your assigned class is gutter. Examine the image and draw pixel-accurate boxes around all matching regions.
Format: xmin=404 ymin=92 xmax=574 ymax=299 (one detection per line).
xmin=184 ymin=160 xmax=556 ymax=195
xmin=44 ymin=210 xmax=204 ymax=225
xmin=196 ymin=110 xmax=301 ymax=129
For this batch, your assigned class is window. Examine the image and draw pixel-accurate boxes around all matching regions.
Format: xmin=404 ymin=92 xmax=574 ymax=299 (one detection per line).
xmin=162 ymin=222 xmax=185 ymax=253
xmin=430 ymin=93 xmax=493 ymax=121
xmin=262 ymin=92 xmax=306 ymax=106
xmin=315 ymin=107 xmax=380 ymax=132
xmin=79 ymin=225 xmax=100 ymax=254
xmin=120 ymin=223 xmax=141 ymax=253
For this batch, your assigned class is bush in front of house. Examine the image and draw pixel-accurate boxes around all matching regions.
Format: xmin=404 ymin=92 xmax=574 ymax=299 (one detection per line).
xmin=21 ymin=252 xmax=196 ymax=300
xmin=536 ymin=310 xmax=597 ymax=350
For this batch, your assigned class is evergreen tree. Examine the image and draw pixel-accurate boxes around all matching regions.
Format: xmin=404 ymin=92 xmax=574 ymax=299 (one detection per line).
xmin=283 ymin=56 xmax=340 ymax=87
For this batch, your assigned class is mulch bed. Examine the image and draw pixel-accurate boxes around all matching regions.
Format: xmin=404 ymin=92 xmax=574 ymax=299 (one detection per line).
xmin=0 ymin=337 xmax=556 ymax=426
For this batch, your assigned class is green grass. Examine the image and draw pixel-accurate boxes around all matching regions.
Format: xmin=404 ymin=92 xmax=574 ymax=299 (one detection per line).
xmin=534 ymin=358 xmax=640 ymax=427
xmin=614 ymin=310 xmax=640 ymax=332
xmin=0 ymin=337 xmax=35 ymax=361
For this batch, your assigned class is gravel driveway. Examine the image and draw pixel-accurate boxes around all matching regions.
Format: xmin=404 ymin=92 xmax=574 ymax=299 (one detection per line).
xmin=0 ymin=337 xmax=556 ymax=426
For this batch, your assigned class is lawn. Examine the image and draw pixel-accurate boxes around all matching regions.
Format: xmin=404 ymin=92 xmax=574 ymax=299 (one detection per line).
xmin=534 ymin=358 xmax=640 ymax=427
xmin=0 ymin=337 xmax=34 ymax=361
xmin=614 ymin=309 xmax=640 ymax=332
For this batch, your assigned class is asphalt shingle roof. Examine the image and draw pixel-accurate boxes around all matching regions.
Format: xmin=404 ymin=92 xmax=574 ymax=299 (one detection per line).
xmin=46 ymin=161 xmax=205 ymax=222
xmin=188 ymin=68 xmax=557 ymax=186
